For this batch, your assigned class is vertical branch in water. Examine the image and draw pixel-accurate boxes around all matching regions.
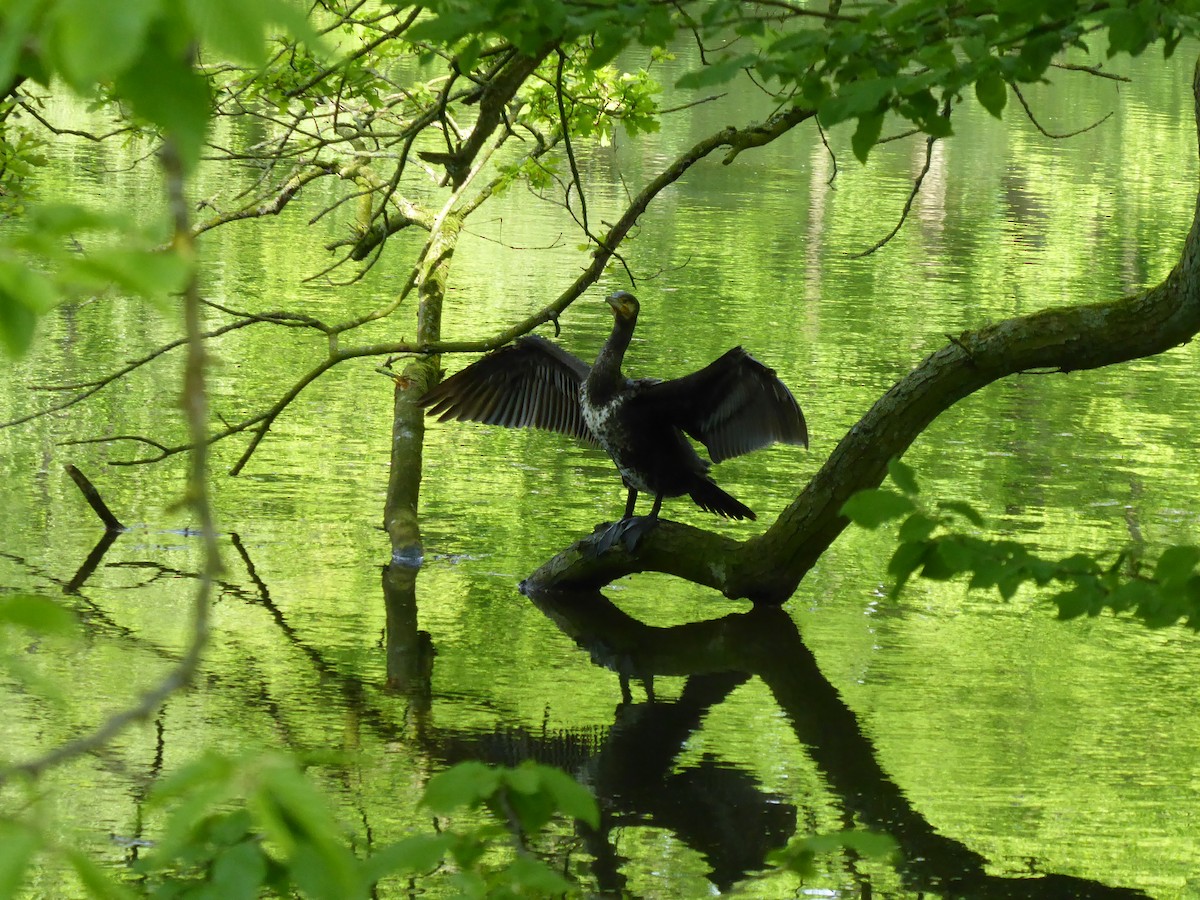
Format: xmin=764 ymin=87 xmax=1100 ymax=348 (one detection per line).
xmin=0 ymin=139 xmax=218 ymax=785
xmin=163 ymin=135 xmax=221 ymax=659
xmin=384 ymin=126 xmax=506 ymax=560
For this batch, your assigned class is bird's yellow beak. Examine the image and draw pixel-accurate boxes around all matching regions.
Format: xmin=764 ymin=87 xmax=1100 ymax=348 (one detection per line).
xmin=606 ymin=290 xmax=638 ymax=321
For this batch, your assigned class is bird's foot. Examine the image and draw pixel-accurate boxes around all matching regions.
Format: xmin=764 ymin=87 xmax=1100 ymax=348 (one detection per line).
xmin=590 ymin=516 xmax=658 ymax=555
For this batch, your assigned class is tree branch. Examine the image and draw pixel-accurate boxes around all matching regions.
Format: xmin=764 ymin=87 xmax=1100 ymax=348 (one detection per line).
xmin=525 ymin=59 xmax=1200 ymax=602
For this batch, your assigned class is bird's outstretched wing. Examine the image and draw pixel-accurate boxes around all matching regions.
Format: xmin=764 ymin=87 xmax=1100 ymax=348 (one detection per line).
xmin=418 ymin=335 xmax=598 ymax=445
xmin=635 ymin=347 xmax=808 ymax=463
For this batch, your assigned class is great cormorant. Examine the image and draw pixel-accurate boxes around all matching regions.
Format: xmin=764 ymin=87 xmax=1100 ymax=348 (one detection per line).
xmin=419 ymin=290 xmax=808 ymax=543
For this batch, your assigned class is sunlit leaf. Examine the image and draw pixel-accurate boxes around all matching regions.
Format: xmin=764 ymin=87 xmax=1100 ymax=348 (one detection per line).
xmin=851 ymin=111 xmax=884 ymax=163
xmin=938 ymin=499 xmax=985 ymax=527
xmin=422 ymin=761 xmax=502 ymax=814
xmin=208 ymin=841 xmax=268 ymax=900
xmin=886 ymin=458 xmax=919 ymax=495
xmin=47 ymin=0 xmax=161 ymax=89
xmin=0 ymin=595 xmax=79 ymax=635
xmin=841 ymin=489 xmax=914 ymax=528
xmin=114 ymin=27 xmax=211 ymax=172
xmin=897 ymin=513 xmax=937 ymax=543
xmin=974 ymin=69 xmax=1007 ymax=118
xmin=0 ymin=821 xmax=40 ymax=898
xmin=64 ymin=848 xmax=136 ymax=899
xmin=532 ymin=764 xmax=599 ymax=828
xmin=363 ymin=834 xmax=454 ymax=882
xmin=1153 ymin=545 xmax=1200 ymax=586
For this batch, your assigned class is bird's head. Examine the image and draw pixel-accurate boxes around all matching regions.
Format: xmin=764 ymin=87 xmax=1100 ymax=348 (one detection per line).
xmin=605 ymin=290 xmax=639 ymax=323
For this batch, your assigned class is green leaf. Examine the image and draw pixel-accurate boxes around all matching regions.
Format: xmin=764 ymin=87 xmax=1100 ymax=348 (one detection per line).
xmin=185 ymin=0 xmax=268 ymax=65
xmin=533 ymin=764 xmax=599 ymax=828
xmin=1053 ymin=583 xmax=1098 ymax=621
xmin=0 ymin=594 xmax=79 ymax=635
xmin=0 ymin=0 xmax=41 ymax=91
xmin=504 ymin=855 xmax=573 ymax=894
xmin=933 ymin=538 xmax=975 ymax=575
xmin=886 ymin=458 xmax=919 ymax=495
xmin=851 ymin=111 xmax=884 ymax=163
xmin=769 ymin=828 xmax=896 ymax=878
xmin=208 ymin=841 xmax=268 ymax=900
xmin=66 ymin=248 xmax=191 ymax=309
xmin=938 ymin=499 xmax=985 ymax=527
xmin=0 ymin=821 xmax=40 ymax=898
xmin=64 ymin=848 xmax=136 ymax=899
xmin=48 ymin=0 xmax=162 ymax=89
xmin=27 ymin=203 xmax=119 ymax=235
xmin=840 ymin=489 xmax=914 ymax=528
xmin=1104 ymin=8 xmax=1149 ymax=57
xmin=0 ymin=281 xmax=40 ymax=358
xmin=114 ymin=26 xmax=211 ymax=172
xmin=422 ymin=762 xmax=502 ymax=815
xmin=1154 ymin=546 xmax=1200 ymax=586
xmin=675 ymin=53 xmax=756 ymax=90
xmin=363 ymin=834 xmax=454 ymax=882
xmin=974 ymin=70 xmax=1007 ymax=118
xmin=819 ymin=77 xmax=894 ymax=127
xmin=586 ymin=27 xmax=628 ymax=69
xmin=897 ymin=513 xmax=937 ymax=543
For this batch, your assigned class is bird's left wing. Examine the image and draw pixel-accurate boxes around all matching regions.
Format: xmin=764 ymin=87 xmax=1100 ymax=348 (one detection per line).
xmin=418 ymin=335 xmax=599 ymax=445
xmin=636 ymin=347 xmax=808 ymax=463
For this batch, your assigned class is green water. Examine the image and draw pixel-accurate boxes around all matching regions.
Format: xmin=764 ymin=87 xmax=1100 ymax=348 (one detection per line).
xmin=3 ymin=44 xmax=1200 ymax=898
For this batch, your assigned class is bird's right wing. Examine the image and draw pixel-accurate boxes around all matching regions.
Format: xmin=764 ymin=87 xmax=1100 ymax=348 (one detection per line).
xmin=418 ymin=335 xmax=599 ymax=445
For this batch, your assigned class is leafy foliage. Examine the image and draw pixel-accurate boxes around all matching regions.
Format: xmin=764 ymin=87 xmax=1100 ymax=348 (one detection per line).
xmin=843 ymin=459 xmax=1200 ymax=629
xmin=768 ymin=827 xmax=898 ymax=879
xmin=132 ymin=756 xmax=596 ymax=899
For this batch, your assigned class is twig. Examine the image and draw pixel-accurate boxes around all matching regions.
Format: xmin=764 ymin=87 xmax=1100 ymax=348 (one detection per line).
xmin=1012 ymin=83 xmax=1114 ymax=139
xmin=64 ymin=465 xmax=125 ymax=532
xmin=0 ymin=133 xmax=219 ymax=786
xmin=849 ymin=102 xmax=946 ymax=259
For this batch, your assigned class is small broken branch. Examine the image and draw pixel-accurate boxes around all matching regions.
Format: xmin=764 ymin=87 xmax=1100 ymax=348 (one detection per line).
xmin=65 ymin=465 xmax=125 ymax=532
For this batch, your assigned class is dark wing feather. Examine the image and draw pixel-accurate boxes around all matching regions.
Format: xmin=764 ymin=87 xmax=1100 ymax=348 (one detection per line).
xmin=635 ymin=347 xmax=808 ymax=463
xmin=418 ymin=335 xmax=598 ymax=445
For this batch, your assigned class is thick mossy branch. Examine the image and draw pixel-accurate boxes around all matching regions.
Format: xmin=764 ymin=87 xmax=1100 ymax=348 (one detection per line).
xmin=527 ymin=60 xmax=1200 ymax=603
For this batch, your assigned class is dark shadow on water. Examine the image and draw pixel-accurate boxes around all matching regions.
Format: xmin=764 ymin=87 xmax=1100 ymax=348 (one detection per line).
xmin=514 ymin=586 xmax=1152 ymax=900
xmin=53 ymin=529 xmax=1149 ymax=898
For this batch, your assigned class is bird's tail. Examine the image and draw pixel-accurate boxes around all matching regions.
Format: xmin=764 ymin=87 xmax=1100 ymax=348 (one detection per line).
xmin=689 ymin=479 xmax=756 ymax=520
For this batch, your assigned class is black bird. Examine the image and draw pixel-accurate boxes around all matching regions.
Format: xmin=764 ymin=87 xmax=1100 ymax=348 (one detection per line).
xmin=419 ymin=290 xmax=807 ymax=544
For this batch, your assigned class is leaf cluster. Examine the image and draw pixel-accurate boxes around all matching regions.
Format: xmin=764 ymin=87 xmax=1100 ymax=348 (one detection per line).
xmin=1 ymin=0 xmax=320 ymax=170
xmin=767 ymin=827 xmax=898 ymax=879
xmin=0 ymin=203 xmax=191 ymax=358
xmin=0 ymin=751 xmax=602 ymax=899
xmin=842 ymin=459 xmax=1200 ymax=630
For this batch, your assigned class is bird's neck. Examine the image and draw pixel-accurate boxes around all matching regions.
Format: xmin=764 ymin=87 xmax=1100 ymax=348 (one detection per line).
xmin=588 ymin=315 xmax=635 ymax=398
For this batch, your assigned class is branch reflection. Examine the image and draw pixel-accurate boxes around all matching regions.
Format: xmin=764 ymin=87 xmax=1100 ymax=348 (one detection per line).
xmin=523 ymin=586 xmax=1149 ymax=899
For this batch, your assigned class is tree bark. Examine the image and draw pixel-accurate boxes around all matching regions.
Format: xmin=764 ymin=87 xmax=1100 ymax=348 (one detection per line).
xmin=385 ymin=216 xmax=460 ymax=559
xmin=524 ymin=58 xmax=1200 ymax=603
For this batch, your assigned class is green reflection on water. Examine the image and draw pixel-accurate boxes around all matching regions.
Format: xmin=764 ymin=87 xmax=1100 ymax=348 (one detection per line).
xmin=2 ymin=40 xmax=1200 ymax=899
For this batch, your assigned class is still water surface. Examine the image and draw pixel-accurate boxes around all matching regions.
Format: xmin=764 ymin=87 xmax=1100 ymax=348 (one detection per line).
xmin=3 ymin=45 xmax=1200 ymax=898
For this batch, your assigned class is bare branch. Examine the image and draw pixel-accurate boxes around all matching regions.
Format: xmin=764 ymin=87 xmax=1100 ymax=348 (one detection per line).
xmin=850 ymin=101 xmax=947 ymax=259
xmin=1012 ymin=82 xmax=1114 ymax=139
